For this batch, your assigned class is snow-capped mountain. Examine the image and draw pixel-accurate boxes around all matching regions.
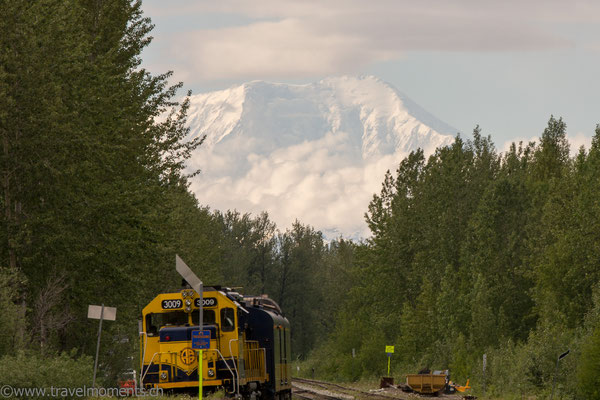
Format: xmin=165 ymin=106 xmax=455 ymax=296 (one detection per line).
xmin=185 ymin=75 xmax=457 ymax=239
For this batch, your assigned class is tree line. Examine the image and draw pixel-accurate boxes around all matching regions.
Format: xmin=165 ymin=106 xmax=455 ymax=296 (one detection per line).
xmin=303 ymin=120 xmax=600 ymax=398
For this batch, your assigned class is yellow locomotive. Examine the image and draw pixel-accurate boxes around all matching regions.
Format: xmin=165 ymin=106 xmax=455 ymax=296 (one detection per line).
xmin=140 ymin=286 xmax=292 ymax=399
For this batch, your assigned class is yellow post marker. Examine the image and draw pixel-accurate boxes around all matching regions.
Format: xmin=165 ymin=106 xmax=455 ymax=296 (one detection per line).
xmin=387 ymin=356 xmax=391 ymax=376
xmin=198 ymin=350 xmax=203 ymax=400
xmin=385 ymin=346 xmax=394 ymax=376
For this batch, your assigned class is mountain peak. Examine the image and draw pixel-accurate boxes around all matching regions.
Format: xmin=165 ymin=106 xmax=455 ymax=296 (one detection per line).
xmin=188 ymin=75 xmax=456 ymax=158
xmin=186 ymin=76 xmax=457 ymax=239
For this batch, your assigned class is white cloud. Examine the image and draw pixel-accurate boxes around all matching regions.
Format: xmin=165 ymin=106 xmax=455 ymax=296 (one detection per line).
xmin=501 ymin=136 xmax=539 ymax=153
xmin=170 ymin=19 xmax=389 ymax=81
xmin=585 ymin=42 xmax=600 ymax=52
xmin=193 ymin=128 xmax=595 ymax=238
xmin=189 ymin=130 xmax=405 ymax=238
xmin=143 ymin=0 xmax=587 ymax=83
xmin=147 ymin=0 xmax=600 ymax=23
xmin=567 ymin=132 xmax=593 ymax=154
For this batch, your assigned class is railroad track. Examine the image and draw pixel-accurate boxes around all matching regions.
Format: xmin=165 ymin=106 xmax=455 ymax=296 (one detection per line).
xmin=292 ymin=377 xmax=467 ymax=400
xmin=293 ymin=387 xmax=350 ymax=400
xmin=293 ymin=377 xmax=411 ymax=400
xmin=293 ymin=379 xmax=354 ymax=400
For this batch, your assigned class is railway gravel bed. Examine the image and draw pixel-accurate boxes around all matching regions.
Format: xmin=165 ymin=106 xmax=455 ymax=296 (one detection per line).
xmin=292 ymin=377 xmax=469 ymax=400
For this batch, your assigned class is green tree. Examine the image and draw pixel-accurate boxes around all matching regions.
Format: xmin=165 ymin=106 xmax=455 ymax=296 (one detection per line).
xmin=214 ymin=210 xmax=278 ymax=294
xmin=0 ymin=0 xmax=203 ymax=370
xmin=461 ymin=169 xmax=535 ymax=346
xmin=0 ymin=267 xmax=27 ymax=354
xmin=578 ymin=324 xmax=600 ymax=399
xmin=530 ymin=120 xmax=599 ymax=328
xmin=275 ymin=222 xmax=325 ymax=357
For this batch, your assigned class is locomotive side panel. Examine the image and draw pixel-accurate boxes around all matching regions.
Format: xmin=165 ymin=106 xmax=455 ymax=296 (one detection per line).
xmin=242 ymin=307 xmax=292 ymax=398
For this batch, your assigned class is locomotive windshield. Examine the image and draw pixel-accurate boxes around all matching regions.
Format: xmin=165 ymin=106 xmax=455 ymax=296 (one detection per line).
xmin=146 ymin=311 xmax=189 ymax=335
xmin=191 ymin=310 xmax=216 ymax=325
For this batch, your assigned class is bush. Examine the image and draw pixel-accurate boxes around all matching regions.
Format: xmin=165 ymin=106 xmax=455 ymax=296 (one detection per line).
xmin=0 ymin=350 xmax=93 ymax=399
xmin=480 ymin=321 xmax=579 ymax=399
xmin=0 ymin=267 xmax=27 ymax=354
xmin=578 ymin=324 xmax=600 ymax=399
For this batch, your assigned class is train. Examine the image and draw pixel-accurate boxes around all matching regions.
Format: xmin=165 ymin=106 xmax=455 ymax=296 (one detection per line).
xmin=139 ymin=285 xmax=292 ymax=399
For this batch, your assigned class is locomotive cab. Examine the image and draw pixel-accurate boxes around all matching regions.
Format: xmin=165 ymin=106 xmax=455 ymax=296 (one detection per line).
xmin=140 ymin=287 xmax=291 ymax=399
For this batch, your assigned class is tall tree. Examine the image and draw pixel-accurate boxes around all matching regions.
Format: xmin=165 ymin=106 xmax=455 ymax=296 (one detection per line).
xmin=0 ymin=0 xmax=202 ymax=357
xmin=275 ymin=222 xmax=325 ymax=357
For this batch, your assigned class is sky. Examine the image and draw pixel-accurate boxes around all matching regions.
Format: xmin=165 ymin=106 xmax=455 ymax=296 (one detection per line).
xmin=139 ymin=0 xmax=600 ymax=238
xmin=141 ymin=0 xmax=600 ymax=147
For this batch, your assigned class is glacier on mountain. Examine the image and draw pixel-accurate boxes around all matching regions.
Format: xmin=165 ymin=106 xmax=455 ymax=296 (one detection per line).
xmin=185 ymin=75 xmax=457 ymax=239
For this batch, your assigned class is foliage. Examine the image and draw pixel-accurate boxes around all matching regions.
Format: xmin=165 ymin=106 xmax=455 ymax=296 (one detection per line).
xmin=0 ymin=267 xmax=27 ymax=354
xmin=0 ymin=350 xmax=93 ymax=399
xmin=578 ymin=288 xmax=600 ymax=399
xmin=0 ymin=0 xmax=205 ymax=382
xmin=213 ymin=211 xmax=350 ymax=358
xmin=579 ymin=326 xmax=600 ymax=399
xmin=304 ymin=118 xmax=600 ymax=400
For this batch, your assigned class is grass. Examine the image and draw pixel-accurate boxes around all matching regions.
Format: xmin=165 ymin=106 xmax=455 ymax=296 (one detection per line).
xmin=86 ymin=388 xmax=226 ymax=399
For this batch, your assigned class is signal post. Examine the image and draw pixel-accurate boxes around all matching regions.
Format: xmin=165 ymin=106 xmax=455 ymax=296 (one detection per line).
xmin=176 ymin=255 xmax=206 ymax=400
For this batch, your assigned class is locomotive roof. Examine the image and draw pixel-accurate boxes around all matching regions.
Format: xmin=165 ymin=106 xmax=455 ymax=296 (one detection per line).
xmin=160 ymin=285 xmax=285 ymax=316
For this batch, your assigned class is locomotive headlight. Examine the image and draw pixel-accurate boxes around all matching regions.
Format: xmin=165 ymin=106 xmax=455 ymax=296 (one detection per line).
xmin=208 ymin=369 xmax=215 ymax=377
xmin=182 ymin=292 xmax=187 ymax=298
xmin=185 ymin=299 xmax=191 ymax=306
xmin=185 ymin=306 xmax=191 ymax=312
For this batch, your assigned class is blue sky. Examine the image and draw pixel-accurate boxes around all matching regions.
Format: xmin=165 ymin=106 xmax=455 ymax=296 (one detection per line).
xmin=141 ymin=0 xmax=600 ymax=149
